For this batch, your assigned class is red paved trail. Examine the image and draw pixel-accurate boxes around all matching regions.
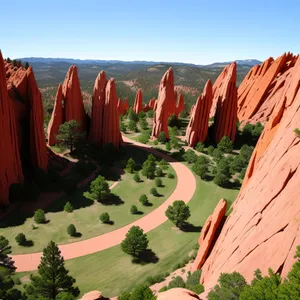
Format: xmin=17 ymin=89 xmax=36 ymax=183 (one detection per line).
xmin=12 ymin=137 xmax=196 ymax=272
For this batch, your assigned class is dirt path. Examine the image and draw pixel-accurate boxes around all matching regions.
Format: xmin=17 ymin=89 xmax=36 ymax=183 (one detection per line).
xmin=11 ymin=137 xmax=196 ymax=272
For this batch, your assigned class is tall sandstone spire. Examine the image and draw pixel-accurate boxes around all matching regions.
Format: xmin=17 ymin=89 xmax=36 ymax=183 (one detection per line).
xmin=133 ymin=89 xmax=143 ymax=114
xmin=89 ymin=71 xmax=107 ymax=146
xmin=152 ymin=67 xmax=175 ymax=139
xmin=0 ymin=52 xmax=23 ymax=205
xmin=185 ymin=80 xmax=212 ymax=147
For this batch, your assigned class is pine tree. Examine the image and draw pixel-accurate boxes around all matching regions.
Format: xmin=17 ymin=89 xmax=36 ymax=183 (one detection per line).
xmin=29 ymin=241 xmax=80 ymax=299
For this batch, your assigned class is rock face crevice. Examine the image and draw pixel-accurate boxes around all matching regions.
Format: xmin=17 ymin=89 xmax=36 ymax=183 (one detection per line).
xmin=194 ymin=53 xmax=300 ymax=294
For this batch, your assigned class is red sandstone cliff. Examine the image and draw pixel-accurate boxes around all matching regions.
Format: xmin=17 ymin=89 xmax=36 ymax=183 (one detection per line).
xmin=0 ymin=52 xmax=23 ymax=205
xmin=185 ymin=80 xmax=212 ymax=147
xmin=89 ymin=71 xmax=107 ymax=146
xmin=212 ymin=62 xmax=237 ymax=142
xmin=62 ymin=65 xmax=86 ymax=132
xmin=175 ymin=93 xmax=185 ymax=117
xmin=47 ymin=84 xmax=64 ymax=146
xmin=152 ymin=68 xmax=175 ymax=139
xmin=238 ymin=52 xmax=297 ymax=125
xmin=194 ymin=54 xmax=300 ymax=294
xmin=123 ymin=97 xmax=129 ymax=112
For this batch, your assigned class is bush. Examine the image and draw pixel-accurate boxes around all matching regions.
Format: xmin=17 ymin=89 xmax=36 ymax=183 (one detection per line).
xmin=120 ymin=122 xmax=127 ymax=132
xmin=139 ymin=194 xmax=149 ymax=206
xmin=159 ymin=159 xmax=168 ymax=169
xmin=195 ymin=142 xmax=205 ymax=153
xmin=130 ymin=205 xmax=138 ymax=214
xmin=213 ymin=173 xmax=229 ymax=187
xmin=67 ymin=224 xmax=76 ymax=237
xmin=159 ymin=286 xmax=168 ymax=292
xmin=167 ymin=173 xmax=175 ymax=179
xmin=126 ymin=158 xmax=136 ymax=173
xmin=212 ymin=148 xmax=224 ymax=162
xmin=189 ymin=283 xmax=204 ymax=294
xmin=170 ymin=136 xmax=181 ymax=150
xmin=154 ymin=140 xmax=158 ymax=145
xmin=168 ymin=276 xmax=186 ymax=289
xmin=34 ymin=209 xmax=46 ymax=224
xmin=128 ymin=120 xmax=138 ymax=132
xmin=138 ymin=111 xmax=146 ymax=119
xmin=133 ymin=173 xmax=141 ymax=183
xmin=165 ymin=142 xmax=171 ymax=151
xmin=158 ymin=131 xmax=167 ymax=144
xmin=207 ymin=145 xmax=215 ymax=156
xmin=186 ymin=270 xmax=202 ymax=286
xmin=155 ymin=178 xmax=163 ymax=187
xmin=155 ymin=167 xmax=163 ymax=177
xmin=217 ymin=136 xmax=233 ymax=153
xmin=118 ymin=291 xmax=131 ymax=300
xmin=90 ymin=176 xmax=110 ymax=202
xmin=128 ymin=108 xmax=138 ymax=122
xmin=150 ymin=187 xmax=159 ymax=196
xmin=64 ymin=202 xmax=73 ymax=213
xmin=130 ymin=285 xmax=155 ymax=300
xmin=140 ymin=119 xmax=149 ymax=130
xmin=183 ymin=149 xmax=198 ymax=164
xmin=15 ymin=233 xmax=26 ymax=245
xmin=100 ymin=212 xmax=110 ymax=223
xmin=142 ymin=154 xmax=156 ymax=179
xmin=147 ymin=110 xmax=154 ymax=118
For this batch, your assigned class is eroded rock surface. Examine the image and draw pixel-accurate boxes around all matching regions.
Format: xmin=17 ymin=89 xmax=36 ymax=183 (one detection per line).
xmin=175 ymin=93 xmax=185 ymax=116
xmin=157 ymin=288 xmax=201 ymax=300
xmin=133 ymin=89 xmax=143 ymax=114
xmin=185 ymin=80 xmax=212 ymax=147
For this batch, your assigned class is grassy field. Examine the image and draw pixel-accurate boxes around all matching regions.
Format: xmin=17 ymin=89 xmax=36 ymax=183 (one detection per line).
xmin=0 ymin=164 xmax=177 ymax=254
xmin=17 ymin=164 xmax=238 ymax=297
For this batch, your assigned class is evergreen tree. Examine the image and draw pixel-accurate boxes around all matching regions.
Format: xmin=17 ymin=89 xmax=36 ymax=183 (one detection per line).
xmin=90 ymin=176 xmax=110 ymax=202
xmin=217 ymin=136 xmax=233 ymax=153
xmin=56 ymin=120 xmax=86 ymax=152
xmin=126 ymin=158 xmax=136 ymax=173
xmin=142 ymin=154 xmax=156 ymax=179
xmin=165 ymin=200 xmax=190 ymax=228
xmin=29 ymin=241 xmax=79 ymax=299
xmin=0 ymin=236 xmax=16 ymax=272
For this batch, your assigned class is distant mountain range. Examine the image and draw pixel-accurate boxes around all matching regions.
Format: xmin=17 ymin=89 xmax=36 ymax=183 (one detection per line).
xmin=17 ymin=57 xmax=262 ymax=68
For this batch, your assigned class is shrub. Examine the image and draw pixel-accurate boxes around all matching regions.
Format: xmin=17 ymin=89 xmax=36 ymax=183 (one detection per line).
xmin=155 ymin=178 xmax=163 ymax=187
xmin=138 ymin=111 xmax=146 ymax=119
xmin=155 ymin=167 xmax=163 ymax=177
xmin=212 ymin=148 xmax=224 ymax=162
xmin=142 ymin=154 xmax=156 ymax=179
xmin=165 ymin=200 xmax=190 ymax=228
xmin=100 ymin=212 xmax=110 ymax=223
xmin=147 ymin=110 xmax=154 ymax=118
xmin=213 ymin=173 xmax=229 ymax=187
xmin=167 ymin=173 xmax=175 ymax=179
xmin=165 ymin=142 xmax=171 ymax=151
xmin=128 ymin=120 xmax=138 ymax=132
xmin=139 ymin=194 xmax=149 ymax=206
xmin=189 ymin=283 xmax=204 ymax=294
xmin=34 ymin=209 xmax=46 ymax=224
xmin=64 ymin=202 xmax=73 ymax=213
xmin=150 ymin=187 xmax=159 ymax=196
xmin=168 ymin=276 xmax=186 ymax=289
xmin=207 ymin=145 xmax=215 ymax=156
xmin=217 ymin=136 xmax=233 ymax=153
xmin=90 ymin=176 xmax=110 ymax=202
xmin=183 ymin=149 xmax=198 ymax=164
xmin=195 ymin=142 xmax=205 ymax=153
xmin=133 ymin=173 xmax=141 ymax=183
xmin=158 ymin=131 xmax=167 ymax=144
xmin=120 ymin=122 xmax=127 ymax=132
xmin=126 ymin=158 xmax=136 ymax=173
xmin=118 ymin=292 xmax=131 ymax=300
xmin=15 ymin=233 xmax=26 ymax=245
xmin=130 ymin=285 xmax=155 ymax=300
xmin=130 ymin=205 xmax=138 ymax=214
xmin=128 ymin=108 xmax=138 ymax=122
xmin=159 ymin=286 xmax=168 ymax=292
xmin=170 ymin=136 xmax=181 ymax=150
xmin=159 ymin=159 xmax=169 ymax=169
xmin=186 ymin=270 xmax=202 ymax=286
xmin=67 ymin=224 xmax=76 ymax=237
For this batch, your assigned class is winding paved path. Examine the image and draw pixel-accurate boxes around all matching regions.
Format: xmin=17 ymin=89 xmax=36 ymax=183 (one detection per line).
xmin=11 ymin=137 xmax=196 ymax=272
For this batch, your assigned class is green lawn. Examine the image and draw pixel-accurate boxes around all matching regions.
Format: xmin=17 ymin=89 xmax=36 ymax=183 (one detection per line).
xmin=1 ymin=165 xmax=177 ymax=254
xmin=18 ymin=165 xmax=238 ymax=297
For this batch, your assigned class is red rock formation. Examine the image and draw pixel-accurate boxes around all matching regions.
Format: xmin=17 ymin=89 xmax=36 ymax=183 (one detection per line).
xmin=185 ymin=80 xmax=213 ymax=147
xmin=89 ymin=71 xmax=107 ymax=146
xmin=175 ymin=93 xmax=184 ymax=116
xmin=148 ymin=98 xmax=156 ymax=110
xmin=117 ymin=98 xmax=125 ymax=115
xmin=62 ymin=65 xmax=86 ymax=131
xmin=192 ymin=198 xmax=227 ymax=271
xmin=0 ymin=52 xmax=23 ymax=205
xmin=133 ymin=89 xmax=143 ymax=114
xmin=212 ymin=62 xmax=237 ymax=142
xmin=81 ymin=291 xmax=102 ymax=300
xmin=152 ymin=68 xmax=175 ymax=139
xmin=102 ymin=78 xmax=122 ymax=148
xmin=157 ymin=288 xmax=201 ymax=300
xmin=195 ymin=55 xmax=300 ymax=293
xmin=26 ymin=68 xmax=48 ymax=171
xmin=238 ymin=53 xmax=297 ymax=124
xmin=123 ymin=97 xmax=129 ymax=112
xmin=47 ymin=84 xmax=64 ymax=146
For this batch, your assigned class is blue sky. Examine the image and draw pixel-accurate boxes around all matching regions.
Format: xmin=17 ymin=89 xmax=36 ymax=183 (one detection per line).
xmin=1 ymin=0 xmax=299 ymax=64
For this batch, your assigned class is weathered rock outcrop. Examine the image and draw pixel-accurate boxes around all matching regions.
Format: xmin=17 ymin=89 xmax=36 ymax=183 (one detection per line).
xmin=102 ymin=78 xmax=122 ymax=148
xmin=185 ymin=80 xmax=212 ymax=147
xmin=175 ymin=93 xmax=184 ymax=116
xmin=195 ymin=54 xmax=300 ymax=293
xmin=212 ymin=62 xmax=237 ymax=142
xmin=192 ymin=198 xmax=227 ymax=271
xmin=89 ymin=71 xmax=107 ymax=146
xmin=117 ymin=98 xmax=125 ymax=115
xmin=148 ymin=98 xmax=156 ymax=110
xmin=133 ymin=89 xmax=143 ymax=114
xmin=47 ymin=84 xmax=64 ymax=146
xmin=81 ymin=290 xmax=102 ymax=300
xmin=123 ymin=97 xmax=129 ymax=112
xmin=62 ymin=65 xmax=86 ymax=131
xmin=0 ymin=52 xmax=23 ymax=205
xmin=238 ymin=52 xmax=297 ymax=124
xmin=157 ymin=288 xmax=201 ymax=300
xmin=152 ymin=68 xmax=175 ymax=138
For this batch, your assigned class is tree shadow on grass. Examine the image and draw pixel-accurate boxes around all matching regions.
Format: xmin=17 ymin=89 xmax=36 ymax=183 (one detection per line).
xmin=73 ymin=232 xmax=82 ymax=238
xmin=180 ymin=222 xmax=202 ymax=233
xmin=144 ymin=202 xmax=153 ymax=207
xmin=132 ymin=249 xmax=159 ymax=265
xmin=104 ymin=220 xmax=115 ymax=225
xmin=202 ymin=174 xmax=214 ymax=182
xmin=98 ymin=194 xmax=124 ymax=206
xmin=23 ymin=240 xmax=34 ymax=247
